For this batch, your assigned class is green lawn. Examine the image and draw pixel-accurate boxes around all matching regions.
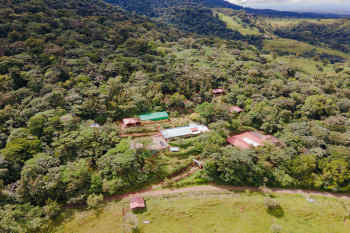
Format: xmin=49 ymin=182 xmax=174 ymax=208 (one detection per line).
xmin=55 ymin=190 xmax=350 ymax=233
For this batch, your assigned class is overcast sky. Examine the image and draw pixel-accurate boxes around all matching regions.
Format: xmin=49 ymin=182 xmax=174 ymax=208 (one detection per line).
xmin=225 ymin=0 xmax=350 ymax=14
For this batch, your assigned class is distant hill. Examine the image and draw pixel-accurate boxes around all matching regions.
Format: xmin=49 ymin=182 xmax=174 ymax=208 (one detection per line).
xmin=104 ymin=0 xmax=265 ymax=44
xmin=105 ymin=0 xmax=344 ymax=18
xmin=105 ymin=0 xmax=350 ymax=54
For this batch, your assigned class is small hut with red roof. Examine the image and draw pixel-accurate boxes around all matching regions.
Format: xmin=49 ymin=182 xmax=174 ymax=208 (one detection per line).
xmin=213 ymin=89 xmax=225 ymax=95
xmin=229 ymin=106 xmax=243 ymax=113
xmin=130 ymin=196 xmax=145 ymax=211
xmin=122 ymin=118 xmax=141 ymax=128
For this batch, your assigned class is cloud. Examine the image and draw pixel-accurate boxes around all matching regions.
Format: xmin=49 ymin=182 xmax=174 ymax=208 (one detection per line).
xmin=225 ymin=0 xmax=350 ymax=14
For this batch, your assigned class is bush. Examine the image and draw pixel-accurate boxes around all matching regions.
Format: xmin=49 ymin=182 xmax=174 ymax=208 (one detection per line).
xmin=43 ymin=199 xmax=61 ymax=219
xmin=162 ymin=178 xmax=175 ymax=188
xmin=87 ymin=194 xmax=104 ymax=209
xmin=264 ymin=197 xmax=284 ymax=218
xmin=264 ymin=197 xmax=281 ymax=210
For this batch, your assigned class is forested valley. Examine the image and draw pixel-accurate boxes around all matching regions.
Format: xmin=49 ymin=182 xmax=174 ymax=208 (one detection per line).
xmin=0 ymin=0 xmax=349 ymax=232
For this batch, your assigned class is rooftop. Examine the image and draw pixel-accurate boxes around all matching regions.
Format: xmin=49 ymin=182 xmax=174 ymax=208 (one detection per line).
xmin=161 ymin=123 xmax=209 ymax=139
xmin=122 ymin=118 xmax=140 ymax=126
xmin=139 ymin=112 xmax=169 ymax=121
xmin=230 ymin=106 xmax=243 ymax=113
xmin=89 ymin=123 xmax=100 ymax=128
xmin=227 ymin=131 xmax=282 ymax=150
xmin=213 ymin=89 xmax=225 ymax=94
xmin=130 ymin=197 xmax=145 ymax=210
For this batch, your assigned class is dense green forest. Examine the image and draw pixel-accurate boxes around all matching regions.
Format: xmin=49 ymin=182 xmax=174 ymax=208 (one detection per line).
xmin=107 ymin=0 xmax=350 ymax=52
xmin=0 ymin=0 xmax=349 ymax=232
xmin=106 ymin=0 xmax=344 ymax=18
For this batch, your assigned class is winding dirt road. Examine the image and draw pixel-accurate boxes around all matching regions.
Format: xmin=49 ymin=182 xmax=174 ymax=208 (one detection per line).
xmin=118 ymin=184 xmax=350 ymax=199
xmin=104 ymin=164 xmax=350 ymax=202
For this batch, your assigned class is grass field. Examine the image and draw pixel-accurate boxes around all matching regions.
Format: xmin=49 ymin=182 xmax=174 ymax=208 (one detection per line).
xmin=55 ymin=189 xmax=350 ymax=233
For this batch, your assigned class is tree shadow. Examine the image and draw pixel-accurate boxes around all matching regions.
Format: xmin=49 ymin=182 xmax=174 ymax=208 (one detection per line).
xmin=132 ymin=207 xmax=148 ymax=214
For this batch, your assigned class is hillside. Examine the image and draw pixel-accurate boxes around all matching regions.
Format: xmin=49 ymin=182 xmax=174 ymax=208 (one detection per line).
xmin=106 ymin=0 xmax=350 ymax=53
xmin=106 ymin=0 xmax=343 ymax=18
xmin=0 ymin=0 xmax=350 ymax=232
xmin=214 ymin=8 xmax=350 ymax=55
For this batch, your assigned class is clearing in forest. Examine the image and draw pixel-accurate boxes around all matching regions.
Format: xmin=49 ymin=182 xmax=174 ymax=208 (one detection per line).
xmin=56 ymin=189 xmax=350 ymax=233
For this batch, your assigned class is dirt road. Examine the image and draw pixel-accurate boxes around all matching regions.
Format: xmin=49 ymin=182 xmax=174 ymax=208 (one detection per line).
xmin=107 ymin=184 xmax=350 ymax=202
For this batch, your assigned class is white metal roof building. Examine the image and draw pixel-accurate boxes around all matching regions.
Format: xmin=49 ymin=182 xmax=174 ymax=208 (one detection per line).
xmin=160 ymin=123 xmax=209 ymax=140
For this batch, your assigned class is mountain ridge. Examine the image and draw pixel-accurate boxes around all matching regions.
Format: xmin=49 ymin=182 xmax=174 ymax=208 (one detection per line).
xmin=105 ymin=0 xmax=346 ymax=18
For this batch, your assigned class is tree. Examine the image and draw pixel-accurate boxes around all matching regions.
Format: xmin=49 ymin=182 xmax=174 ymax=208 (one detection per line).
xmin=302 ymin=95 xmax=338 ymax=120
xmin=97 ymin=140 xmax=150 ymax=194
xmin=16 ymin=153 xmax=61 ymax=205
xmin=209 ymin=147 xmax=266 ymax=186
xmin=61 ymin=159 xmax=91 ymax=204
xmin=289 ymin=154 xmax=317 ymax=188
xmin=1 ymin=128 xmax=41 ymax=167
xmin=319 ymin=158 xmax=350 ymax=192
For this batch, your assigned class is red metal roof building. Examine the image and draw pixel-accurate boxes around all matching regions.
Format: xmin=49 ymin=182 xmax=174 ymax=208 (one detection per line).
xmin=213 ymin=89 xmax=225 ymax=95
xmin=122 ymin=118 xmax=141 ymax=128
xmin=229 ymin=106 xmax=243 ymax=113
xmin=227 ymin=131 xmax=282 ymax=150
xmin=130 ymin=197 xmax=145 ymax=210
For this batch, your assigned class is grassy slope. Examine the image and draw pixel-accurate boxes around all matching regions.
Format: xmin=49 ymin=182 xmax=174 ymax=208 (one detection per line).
xmin=56 ymin=190 xmax=349 ymax=233
xmin=215 ymin=10 xmax=350 ymax=72
xmin=265 ymin=18 xmax=339 ymax=29
xmin=262 ymin=38 xmax=350 ymax=74
xmin=216 ymin=11 xmax=261 ymax=36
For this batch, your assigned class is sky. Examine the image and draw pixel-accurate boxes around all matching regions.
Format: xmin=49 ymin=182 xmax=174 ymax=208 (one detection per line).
xmin=225 ymin=0 xmax=350 ymax=14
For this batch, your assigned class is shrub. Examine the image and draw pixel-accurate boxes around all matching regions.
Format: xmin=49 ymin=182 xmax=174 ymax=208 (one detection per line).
xmin=43 ymin=199 xmax=61 ymax=219
xmin=265 ymin=197 xmax=284 ymax=218
xmin=87 ymin=194 xmax=104 ymax=209
xmin=264 ymin=197 xmax=281 ymax=210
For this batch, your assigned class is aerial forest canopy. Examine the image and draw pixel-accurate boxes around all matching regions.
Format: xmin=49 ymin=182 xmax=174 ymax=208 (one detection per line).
xmin=0 ymin=0 xmax=349 ymax=232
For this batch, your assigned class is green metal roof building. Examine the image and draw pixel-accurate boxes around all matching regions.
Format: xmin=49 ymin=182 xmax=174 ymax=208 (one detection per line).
xmin=139 ymin=112 xmax=169 ymax=121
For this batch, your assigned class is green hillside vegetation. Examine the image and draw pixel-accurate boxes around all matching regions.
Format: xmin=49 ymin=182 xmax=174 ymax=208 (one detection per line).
xmin=266 ymin=18 xmax=338 ymax=28
xmin=215 ymin=11 xmax=261 ymax=36
xmin=271 ymin=19 xmax=350 ymax=53
xmin=57 ymin=190 xmax=350 ymax=233
xmin=0 ymin=0 xmax=350 ymax=232
xmin=106 ymin=0 xmax=264 ymax=44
